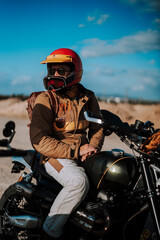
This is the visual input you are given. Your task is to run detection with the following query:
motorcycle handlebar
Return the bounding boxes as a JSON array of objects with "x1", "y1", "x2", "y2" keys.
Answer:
[
  {"x1": 102, "y1": 120, "x2": 133, "y2": 137},
  {"x1": 0, "y1": 148, "x2": 28, "y2": 157},
  {"x1": 0, "y1": 139, "x2": 9, "y2": 147},
  {"x1": 84, "y1": 110, "x2": 154, "y2": 144}
]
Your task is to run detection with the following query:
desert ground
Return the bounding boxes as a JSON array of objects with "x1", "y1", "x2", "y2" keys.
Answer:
[{"x1": 0, "y1": 98, "x2": 159, "y2": 197}]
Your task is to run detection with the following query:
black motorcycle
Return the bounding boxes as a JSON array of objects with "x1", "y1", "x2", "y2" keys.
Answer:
[{"x1": 0, "y1": 110, "x2": 160, "y2": 240}]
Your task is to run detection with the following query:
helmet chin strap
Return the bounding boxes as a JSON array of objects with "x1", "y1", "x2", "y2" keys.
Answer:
[
  {"x1": 58, "y1": 84, "x2": 75, "y2": 94},
  {"x1": 64, "y1": 72, "x2": 77, "y2": 85},
  {"x1": 48, "y1": 84, "x2": 65, "y2": 91}
]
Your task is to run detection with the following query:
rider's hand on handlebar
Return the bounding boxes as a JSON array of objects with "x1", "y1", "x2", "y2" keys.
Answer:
[
  {"x1": 141, "y1": 130, "x2": 160, "y2": 153},
  {"x1": 79, "y1": 144, "x2": 97, "y2": 162}
]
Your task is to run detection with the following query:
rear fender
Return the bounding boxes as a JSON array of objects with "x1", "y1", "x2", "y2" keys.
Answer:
[
  {"x1": 12, "y1": 157, "x2": 32, "y2": 172},
  {"x1": 12, "y1": 150, "x2": 36, "y2": 172}
]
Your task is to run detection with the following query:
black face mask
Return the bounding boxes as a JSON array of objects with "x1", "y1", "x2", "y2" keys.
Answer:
[{"x1": 43, "y1": 73, "x2": 77, "y2": 91}]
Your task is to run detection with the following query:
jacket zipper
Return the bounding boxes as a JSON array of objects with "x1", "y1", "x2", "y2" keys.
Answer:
[{"x1": 72, "y1": 100, "x2": 78, "y2": 134}]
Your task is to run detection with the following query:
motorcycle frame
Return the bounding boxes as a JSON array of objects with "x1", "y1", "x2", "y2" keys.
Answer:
[
  {"x1": 84, "y1": 111, "x2": 160, "y2": 238},
  {"x1": 139, "y1": 155, "x2": 160, "y2": 238}
]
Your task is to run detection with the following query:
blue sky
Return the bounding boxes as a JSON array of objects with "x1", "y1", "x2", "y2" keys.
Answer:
[{"x1": 0, "y1": 0, "x2": 160, "y2": 100}]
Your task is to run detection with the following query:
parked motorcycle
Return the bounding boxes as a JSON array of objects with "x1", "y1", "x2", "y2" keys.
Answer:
[{"x1": 0, "y1": 110, "x2": 159, "y2": 240}]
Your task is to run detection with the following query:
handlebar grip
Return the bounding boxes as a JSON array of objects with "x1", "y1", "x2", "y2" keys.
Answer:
[
  {"x1": 0, "y1": 139, "x2": 9, "y2": 147},
  {"x1": 0, "y1": 149, "x2": 28, "y2": 157}
]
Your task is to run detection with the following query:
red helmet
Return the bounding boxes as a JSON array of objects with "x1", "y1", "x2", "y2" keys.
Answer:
[{"x1": 41, "y1": 48, "x2": 83, "y2": 91}]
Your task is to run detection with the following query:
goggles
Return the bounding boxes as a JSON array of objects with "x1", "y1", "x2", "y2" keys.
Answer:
[{"x1": 50, "y1": 67, "x2": 70, "y2": 76}]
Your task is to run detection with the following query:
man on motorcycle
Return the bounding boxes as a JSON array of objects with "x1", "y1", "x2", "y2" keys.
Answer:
[{"x1": 30, "y1": 48, "x2": 104, "y2": 239}]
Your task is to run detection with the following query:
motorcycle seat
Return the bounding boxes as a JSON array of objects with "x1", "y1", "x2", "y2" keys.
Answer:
[
  {"x1": 23, "y1": 150, "x2": 62, "y2": 191},
  {"x1": 23, "y1": 150, "x2": 53, "y2": 180}
]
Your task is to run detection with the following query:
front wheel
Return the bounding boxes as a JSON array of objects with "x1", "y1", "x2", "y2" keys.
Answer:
[{"x1": 0, "y1": 184, "x2": 42, "y2": 240}]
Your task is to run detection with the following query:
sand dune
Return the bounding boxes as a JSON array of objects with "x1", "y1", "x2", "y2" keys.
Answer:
[
  {"x1": 0, "y1": 98, "x2": 28, "y2": 118},
  {"x1": 0, "y1": 98, "x2": 159, "y2": 128},
  {"x1": 99, "y1": 102, "x2": 160, "y2": 128}
]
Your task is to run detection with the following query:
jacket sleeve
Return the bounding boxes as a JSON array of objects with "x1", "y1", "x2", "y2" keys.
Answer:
[
  {"x1": 30, "y1": 92, "x2": 79, "y2": 160},
  {"x1": 88, "y1": 94, "x2": 104, "y2": 151}
]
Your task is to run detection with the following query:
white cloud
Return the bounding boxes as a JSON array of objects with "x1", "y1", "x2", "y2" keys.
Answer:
[
  {"x1": 11, "y1": 75, "x2": 31, "y2": 85},
  {"x1": 78, "y1": 24, "x2": 85, "y2": 28},
  {"x1": 155, "y1": 18, "x2": 160, "y2": 27},
  {"x1": 92, "y1": 67, "x2": 127, "y2": 77},
  {"x1": 87, "y1": 13, "x2": 109, "y2": 25},
  {"x1": 155, "y1": 18, "x2": 160, "y2": 23},
  {"x1": 121, "y1": 0, "x2": 160, "y2": 12},
  {"x1": 143, "y1": 77, "x2": 157, "y2": 86},
  {"x1": 83, "y1": 65, "x2": 160, "y2": 100},
  {"x1": 80, "y1": 30, "x2": 160, "y2": 58},
  {"x1": 80, "y1": 38, "x2": 106, "y2": 45},
  {"x1": 129, "y1": 69, "x2": 160, "y2": 94},
  {"x1": 97, "y1": 14, "x2": 110, "y2": 25},
  {"x1": 149, "y1": 59, "x2": 156, "y2": 65},
  {"x1": 132, "y1": 84, "x2": 145, "y2": 91},
  {"x1": 87, "y1": 16, "x2": 96, "y2": 22},
  {"x1": 79, "y1": 12, "x2": 109, "y2": 28}
]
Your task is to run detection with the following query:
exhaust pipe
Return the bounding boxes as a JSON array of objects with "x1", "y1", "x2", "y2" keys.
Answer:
[
  {"x1": 70, "y1": 209, "x2": 95, "y2": 232},
  {"x1": 6, "y1": 213, "x2": 41, "y2": 229}
]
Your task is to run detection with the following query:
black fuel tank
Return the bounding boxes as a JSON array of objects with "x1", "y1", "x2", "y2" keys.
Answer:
[{"x1": 82, "y1": 149, "x2": 137, "y2": 192}]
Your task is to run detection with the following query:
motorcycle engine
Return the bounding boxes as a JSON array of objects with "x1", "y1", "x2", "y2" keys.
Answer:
[{"x1": 70, "y1": 196, "x2": 111, "y2": 237}]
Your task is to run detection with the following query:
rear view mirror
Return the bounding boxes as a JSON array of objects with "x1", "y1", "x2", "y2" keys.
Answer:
[{"x1": 3, "y1": 121, "x2": 15, "y2": 138}]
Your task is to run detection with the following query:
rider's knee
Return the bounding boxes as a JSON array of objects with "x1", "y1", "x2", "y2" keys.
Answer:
[{"x1": 70, "y1": 173, "x2": 89, "y2": 196}]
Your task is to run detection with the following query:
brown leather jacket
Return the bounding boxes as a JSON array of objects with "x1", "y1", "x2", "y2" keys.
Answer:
[{"x1": 30, "y1": 84, "x2": 104, "y2": 168}]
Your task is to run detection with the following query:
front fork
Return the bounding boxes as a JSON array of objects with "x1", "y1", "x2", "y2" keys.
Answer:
[{"x1": 140, "y1": 156, "x2": 160, "y2": 238}]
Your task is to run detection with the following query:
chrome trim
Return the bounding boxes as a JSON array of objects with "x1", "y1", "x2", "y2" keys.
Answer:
[
  {"x1": 5, "y1": 213, "x2": 40, "y2": 229},
  {"x1": 84, "y1": 111, "x2": 103, "y2": 124}
]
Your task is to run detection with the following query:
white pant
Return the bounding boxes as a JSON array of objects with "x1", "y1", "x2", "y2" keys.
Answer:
[{"x1": 43, "y1": 158, "x2": 89, "y2": 238}]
